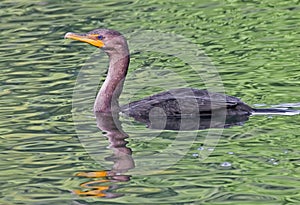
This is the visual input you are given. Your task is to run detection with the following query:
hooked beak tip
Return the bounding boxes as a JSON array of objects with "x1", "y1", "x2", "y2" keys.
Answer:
[{"x1": 64, "y1": 32, "x2": 74, "y2": 39}]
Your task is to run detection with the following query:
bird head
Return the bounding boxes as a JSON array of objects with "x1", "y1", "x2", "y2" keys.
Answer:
[{"x1": 64, "y1": 29, "x2": 128, "y2": 55}]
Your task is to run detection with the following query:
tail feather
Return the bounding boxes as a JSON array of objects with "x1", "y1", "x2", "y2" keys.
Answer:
[{"x1": 252, "y1": 108, "x2": 300, "y2": 116}]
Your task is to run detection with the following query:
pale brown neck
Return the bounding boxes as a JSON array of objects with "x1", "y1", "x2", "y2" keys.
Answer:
[{"x1": 94, "y1": 51, "x2": 130, "y2": 113}]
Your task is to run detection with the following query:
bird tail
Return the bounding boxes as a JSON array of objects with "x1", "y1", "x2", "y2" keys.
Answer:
[{"x1": 252, "y1": 108, "x2": 300, "y2": 116}]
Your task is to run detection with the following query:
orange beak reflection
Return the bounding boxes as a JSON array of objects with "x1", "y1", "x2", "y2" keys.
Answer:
[{"x1": 64, "y1": 32, "x2": 104, "y2": 48}]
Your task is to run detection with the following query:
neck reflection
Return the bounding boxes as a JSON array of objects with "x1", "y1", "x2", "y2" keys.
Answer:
[{"x1": 73, "y1": 112, "x2": 134, "y2": 198}]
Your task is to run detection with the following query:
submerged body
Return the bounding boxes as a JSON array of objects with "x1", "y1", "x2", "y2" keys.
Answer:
[
  {"x1": 121, "y1": 88, "x2": 253, "y2": 118},
  {"x1": 65, "y1": 28, "x2": 299, "y2": 119}
]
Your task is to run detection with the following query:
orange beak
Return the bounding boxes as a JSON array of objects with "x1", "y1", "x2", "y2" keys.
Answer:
[{"x1": 64, "y1": 32, "x2": 104, "y2": 48}]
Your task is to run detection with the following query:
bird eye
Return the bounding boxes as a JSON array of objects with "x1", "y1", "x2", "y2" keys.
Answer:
[{"x1": 98, "y1": 35, "x2": 104, "y2": 40}]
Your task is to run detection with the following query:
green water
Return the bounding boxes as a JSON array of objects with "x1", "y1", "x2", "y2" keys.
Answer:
[{"x1": 1, "y1": 0, "x2": 300, "y2": 204}]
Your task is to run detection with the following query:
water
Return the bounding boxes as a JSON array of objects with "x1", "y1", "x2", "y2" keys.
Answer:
[{"x1": 1, "y1": 0, "x2": 300, "y2": 204}]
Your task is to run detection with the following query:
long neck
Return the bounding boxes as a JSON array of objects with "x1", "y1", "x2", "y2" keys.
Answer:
[{"x1": 94, "y1": 51, "x2": 130, "y2": 113}]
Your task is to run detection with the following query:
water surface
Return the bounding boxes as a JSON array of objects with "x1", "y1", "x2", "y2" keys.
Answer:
[{"x1": 1, "y1": 0, "x2": 300, "y2": 204}]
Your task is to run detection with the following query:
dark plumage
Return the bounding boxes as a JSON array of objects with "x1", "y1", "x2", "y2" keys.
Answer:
[{"x1": 121, "y1": 88, "x2": 253, "y2": 118}]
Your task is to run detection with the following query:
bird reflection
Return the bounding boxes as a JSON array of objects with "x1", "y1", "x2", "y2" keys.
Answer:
[
  {"x1": 131, "y1": 111, "x2": 250, "y2": 130},
  {"x1": 73, "y1": 112, "x2": 133, "y2": 198},
  {"x1": 73, "y1": 112, "x2": 250, "y2": 198}
]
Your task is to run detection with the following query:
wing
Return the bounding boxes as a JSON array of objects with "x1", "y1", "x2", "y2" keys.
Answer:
[{"x1": 121, "y1": 88, "x2": 252, "y2": 117}]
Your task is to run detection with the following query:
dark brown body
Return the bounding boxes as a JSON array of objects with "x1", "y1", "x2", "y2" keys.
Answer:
[{"x1": 121, "y1": 88, "x2": 253, "y2": 118}]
